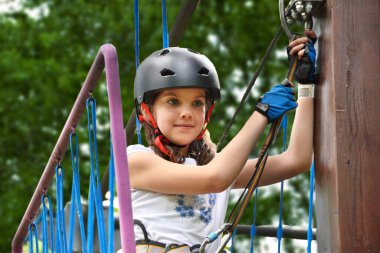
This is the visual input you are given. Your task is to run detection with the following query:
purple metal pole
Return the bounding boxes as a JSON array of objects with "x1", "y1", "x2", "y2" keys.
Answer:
[
  {"x1": 12, "y1": 44, "x2": 135, "y2": 253},
  {"x1": 100, "y1": 44, "x2": 136, "y2": 253}
]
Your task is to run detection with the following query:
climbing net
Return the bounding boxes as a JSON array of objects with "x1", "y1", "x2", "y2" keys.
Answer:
[{"x1": 12, "y1": 45, "x2": 135, "y2": 253}]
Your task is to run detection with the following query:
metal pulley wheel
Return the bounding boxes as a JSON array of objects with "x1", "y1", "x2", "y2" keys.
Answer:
[{"x1": 279, "y1": 0, "x2": 324, "y2": 39}]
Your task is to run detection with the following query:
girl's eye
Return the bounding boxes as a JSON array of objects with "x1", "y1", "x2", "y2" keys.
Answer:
[
  {"x1": 167, "y1": 98, "x2": 179, "y2": 105},
  {"x1": 193, "y1": 100, "x2": 205, "y2": 107}
]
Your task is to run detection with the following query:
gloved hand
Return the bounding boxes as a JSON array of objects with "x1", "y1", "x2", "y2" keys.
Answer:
[
  {"x1": 288, "y1": 30, "x2": 318, "y2": 84},
  {"x1": 255, "y1": 84, "x2": 297, "y2": 123}
]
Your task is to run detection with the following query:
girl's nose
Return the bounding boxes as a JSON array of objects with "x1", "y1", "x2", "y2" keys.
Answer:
[{"x1": 180, "y1": 106, "x2": 193, "y2": 119}]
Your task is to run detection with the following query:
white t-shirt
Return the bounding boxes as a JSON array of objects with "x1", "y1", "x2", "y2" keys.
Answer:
[{"x1": 127, "y1": 144, "x2": 231, "y2": 253}]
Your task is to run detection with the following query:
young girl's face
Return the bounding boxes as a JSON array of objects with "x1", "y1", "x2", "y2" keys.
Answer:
[{"x1": 151, "y1": 88, "x2": 207, "y2": 151}]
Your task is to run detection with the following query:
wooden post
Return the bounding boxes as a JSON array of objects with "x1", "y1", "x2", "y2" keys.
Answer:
[{"x1": 315, "y1": 0, "x2": 380, "y2": 252}]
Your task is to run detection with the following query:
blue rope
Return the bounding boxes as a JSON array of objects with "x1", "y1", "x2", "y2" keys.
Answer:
[
  {"x1": 87, "y1": 170, "x2": 95, "y2": 252},
  {"x1": 249, "y1": 189, "x2": 258, "y2": 253},
  {"x1": 28, "y1": 223, "x2": 39, "y2": 253},
  {"x1": 281, "y1": 115, "x2": 288, "y2": 162},
  {"x1": 161, "y1": 0, "x2": 169, "y2": 48},
  {"x1": 55, "y1": 217, "x2": 59, "y2": 253},
  {"x1": 86, "y1": 97, "x2": 107, "y2": 253},
  {"x1": 69, "y1": 132, "x2": 87, "y2": 253},
  {"x1": 55, "y1": 164, "x2": 68, "y2": 253},
  {"x1": 230, "y1": 229, "x2": 237, "y2": 253},
  {"x1": 307, "y1": 161, "x2": 315, "y2": 253},
  {"x1": 276, "y1": 115, "x2": 288, "y2": 253},
  {"x1": 135, "y1": 116, "x2": 142, "y2": 144},
  {"x1": 86, "y1": 98, "x2": 96, "y2": 252},
  {"x1": 277, "y1": 181, "x2": 284, "y2": 252},
  {"x1": 68, "y1": 179, "x2": 76, "y2": 253},
  {"x1": 108, "y1": 139, "x2": 116, "y2": 253},
  {"x1": 41, "y1": 195, "x2": 54, "y2": 253},
  {"x1": 134, "y1": 0, "x2": 142, "y2": 144}
]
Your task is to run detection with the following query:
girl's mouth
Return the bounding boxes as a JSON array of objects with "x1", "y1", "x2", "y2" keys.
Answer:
[{"x1": 174, "y1": 124, "x2": 194, "y2": 128}]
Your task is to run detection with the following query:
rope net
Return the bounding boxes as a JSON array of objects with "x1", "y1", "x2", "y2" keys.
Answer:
[{"x1": 14, "y1": 44, "x2": 135, "y2": 253}]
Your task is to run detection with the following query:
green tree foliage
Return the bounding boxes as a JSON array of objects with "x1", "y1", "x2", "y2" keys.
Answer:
[{"x1": 0, "y1": 1, "x2": 312, "y2": 251}]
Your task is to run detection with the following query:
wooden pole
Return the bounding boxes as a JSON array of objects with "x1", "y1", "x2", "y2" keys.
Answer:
[{"x1": 315, "y1": 0, "x2": 380, "y2": 252}]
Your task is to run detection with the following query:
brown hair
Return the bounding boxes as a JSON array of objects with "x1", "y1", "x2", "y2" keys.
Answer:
[{"x1": 140, "y1": 91, "x2": 217, "y2": 165}]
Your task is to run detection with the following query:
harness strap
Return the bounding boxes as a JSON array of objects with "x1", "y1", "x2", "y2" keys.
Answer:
[
  {"x1": 139, "y1": 102, "x2": 171, "y2": 156},
  {"x1": 136, "y1": 242, "x2": 200, "y2": 253},
  {"x1": 139, "y1": 102, "x2": 158, "y2": 129},
  {"x1": 134, "y1": 220, "x2": 201, "y2": 253},
  {"x1": 134, "y1": 220, "x2": 150, "y2": 242}
]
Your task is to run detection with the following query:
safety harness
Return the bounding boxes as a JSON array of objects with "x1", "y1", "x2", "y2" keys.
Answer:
[{"x1": 134, "y1": 220, "x2": 213, "y2": 253}]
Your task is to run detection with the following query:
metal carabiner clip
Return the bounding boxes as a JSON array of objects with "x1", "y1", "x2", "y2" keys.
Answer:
[
  {"x1": 199, "y1": 223, "x2": 232, "y2": 253},
  {"x1": 214, "y1": 230, "x2": 233, "y2": 253}
]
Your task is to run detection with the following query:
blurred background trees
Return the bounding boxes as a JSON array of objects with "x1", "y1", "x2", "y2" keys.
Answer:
[{"x1": 0, "y1": 1, "x2": 313, "y2": 252}]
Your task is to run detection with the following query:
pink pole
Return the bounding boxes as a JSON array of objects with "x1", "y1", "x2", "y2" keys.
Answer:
[
  {"x1": 12, "y1": 44, "x2": 135, "y2": 253},
  {"x1": 101, "y1": 44, "x2": 136, "y2": 253}
]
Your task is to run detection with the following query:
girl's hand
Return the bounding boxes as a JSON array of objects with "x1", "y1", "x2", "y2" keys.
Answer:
[
  {"x1": 288, "y1": 30, "x2": 318, "y2": 84},
  {"x1": 255, "y1": 84, "x2": 297, "y2": 123}
]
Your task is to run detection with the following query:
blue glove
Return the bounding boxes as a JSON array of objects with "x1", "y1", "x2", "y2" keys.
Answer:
[
  {"x1": 288, "y1": 37, "x2": 317, "y2": 84},
  {"x1": 255, "y1": 84, "x2": 297, "y2": 123}
]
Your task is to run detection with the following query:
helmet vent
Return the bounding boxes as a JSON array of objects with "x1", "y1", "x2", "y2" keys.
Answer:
[
  {"x1": 160, "y1": 68, "x2": 175, "y2": 76},
  {"x1": 160, "y1": 49, "x2": 171, "y2": 55},
  {"x1": 197, "y1": 67, "x2": 209, "y2": 76}
]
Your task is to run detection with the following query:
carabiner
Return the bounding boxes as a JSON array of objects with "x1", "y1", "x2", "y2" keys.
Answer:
[
  {"x1": 215, "y1": 231, "x2": 233, "y2": 253},
  {"x1": 199, "y1": 223, "x2": 232, "y2": 253}
]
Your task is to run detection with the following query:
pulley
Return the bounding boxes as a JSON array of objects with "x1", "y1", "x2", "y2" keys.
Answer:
[{"x1": 279, "y1": 0, "x2": 324, "y2": 39}]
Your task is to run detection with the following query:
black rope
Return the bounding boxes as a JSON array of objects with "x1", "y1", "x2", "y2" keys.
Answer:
[
  {"x1": 226, "y1": 119, "x2": 281, "y2": 228},
  {"x1": 216, "y1": 25, "x2": 283, "y2": 150}
]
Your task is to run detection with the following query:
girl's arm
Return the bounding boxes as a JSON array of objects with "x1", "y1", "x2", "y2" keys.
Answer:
[
  {"x1": 233, "y1": 96, "x2": 314, "y2": 188},
  {"x1": 128, "y1": 111, "x2": 268, "y2": 195},
  {"x1": 233, "y1": 31, "x2": 317, "y2": 188}
]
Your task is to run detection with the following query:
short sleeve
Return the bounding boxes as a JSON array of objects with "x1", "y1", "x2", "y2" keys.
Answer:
[{"x1": 127, "y1": 144, "x2": 152, "y2": 156}]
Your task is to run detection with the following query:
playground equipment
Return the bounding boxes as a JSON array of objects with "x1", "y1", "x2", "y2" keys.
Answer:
[
  {"x1": 13, "y1": 0, "x2": 380, "y2": 252},
  {"x1": 12, "y1": 1, "x2": 318, "y2": 252},
  {"x1": 11, "y1": 44, "x2": 136, "y2": 253}
]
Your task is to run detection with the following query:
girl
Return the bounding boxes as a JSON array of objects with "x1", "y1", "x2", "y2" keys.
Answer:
[{"x1": 127, "y1": 32, "x2": 316, "y2": 253}]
